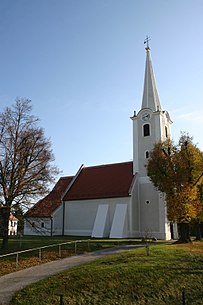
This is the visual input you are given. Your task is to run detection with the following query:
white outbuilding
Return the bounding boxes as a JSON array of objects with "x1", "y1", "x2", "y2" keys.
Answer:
[{"x1": 8, "y1": 214, "x2": 18, "y2": 236}]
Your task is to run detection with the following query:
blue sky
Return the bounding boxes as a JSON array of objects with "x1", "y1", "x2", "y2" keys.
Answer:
[{"x1": 0, "y1": 0, "x2": 203, "y2": 177}]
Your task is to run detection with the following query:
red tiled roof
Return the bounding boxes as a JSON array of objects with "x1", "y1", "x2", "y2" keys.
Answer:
[
  {"x1": 25, "y1": 176, "x2": 74, "y2": 217},
  {"x1": 9, "y1": 214, "x2": 18, "y2": 221},
  {"x1": 63, "y1": 161, "x2": 134, "y2": 201},
  {"x1": 0, "y1": 208, "x2": 18, "y2": 221}
]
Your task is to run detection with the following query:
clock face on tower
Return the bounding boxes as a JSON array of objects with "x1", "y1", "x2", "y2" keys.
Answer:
[{"x1": 142, "y1": 113, "x2": 150, "y2": 121}]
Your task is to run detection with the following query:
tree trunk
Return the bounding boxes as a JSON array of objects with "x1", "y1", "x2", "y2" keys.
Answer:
[
  {"x1": 194, "y1": 223, "x2": 202, "y2": 241},
  {"x1": 200, "y1": 224, "x2": 203, "y2": 236},
  {"x1": 177, "y1": 223, "x2": 191, "y2": 243},
  {"x1": 2, "y1": 235, "x2": 9, "y2": 250},
  {"x1": 0, "y1": 206, "x2": 10, "y2": 249}
]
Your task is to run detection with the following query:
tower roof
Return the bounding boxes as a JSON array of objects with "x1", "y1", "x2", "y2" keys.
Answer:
[{"x1": 141, "y1": 46, "x2": 161, "y2": 111}]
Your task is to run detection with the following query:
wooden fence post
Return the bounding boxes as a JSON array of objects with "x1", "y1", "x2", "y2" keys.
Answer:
[
  {"x1": 59, "y1": 294, "x2": 64, "y2": 305},
  {"x1": 58, "y1": 245, "x2": 61, "y2": 257},
  {"x1": 182, "y1": 289, "x2": 186, "y2": 305},
  {"x1": 16, "y1": 253, "x2": 19, "y2": 268}
]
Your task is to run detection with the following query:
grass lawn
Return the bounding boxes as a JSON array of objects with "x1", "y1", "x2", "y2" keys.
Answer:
[
  {"x1": 0, "y1": 236, "x2": 140, "y2": 255},
  {"x1": 11, "y1": 242, "x2": 203, "y2": 305},
  {"x1": 0, "y1": 236, "x2": 90, "y2": 275},
  {"x1": 0, "y1": 236, "x2": 141, "y2": 276},
  {"x1": 0, "y1": 236, "x2": 90, "y2": 255}
]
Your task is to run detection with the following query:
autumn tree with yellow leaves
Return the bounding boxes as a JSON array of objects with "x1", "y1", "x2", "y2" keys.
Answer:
[{"x1": 147, "y1": 133, "x2": 203, "y2": 243}]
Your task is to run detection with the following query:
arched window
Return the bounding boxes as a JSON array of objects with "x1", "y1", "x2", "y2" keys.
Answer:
[
  {"x1": 145, "y1": 151, "x2": 149, "y2": 159},
  {"x1": 165, "y1": 126, "x2": 168, "y2": 138},
  {"x1": 143, "y1": 124, "x2": 150, "y2": 137}
]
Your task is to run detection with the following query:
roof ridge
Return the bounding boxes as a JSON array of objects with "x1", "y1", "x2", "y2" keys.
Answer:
[
  {"x1": 83, "y1": 160, "x2": 133, "y2": 170},
  {"x1": 60, "y1": 175, "x2": 74, "y2": 179}
]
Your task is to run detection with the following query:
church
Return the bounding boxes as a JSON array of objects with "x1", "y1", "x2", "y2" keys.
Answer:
[{"x1": 24, "y1": 43, "x2": 173, "y2": 240}]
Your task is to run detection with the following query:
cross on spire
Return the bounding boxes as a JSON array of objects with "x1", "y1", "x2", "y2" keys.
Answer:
[{"x1": 144, "y1": 36, "x2": 151, "y2": 50}]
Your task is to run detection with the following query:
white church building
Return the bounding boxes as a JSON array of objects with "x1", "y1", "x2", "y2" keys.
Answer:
[{"x1": 24, "y1": 44, "x2": 173, "y2": 240}]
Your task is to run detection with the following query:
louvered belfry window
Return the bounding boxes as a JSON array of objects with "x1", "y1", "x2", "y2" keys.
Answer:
[{"x1": 143, "y1": 124, "x2": 150, "y2": 137}]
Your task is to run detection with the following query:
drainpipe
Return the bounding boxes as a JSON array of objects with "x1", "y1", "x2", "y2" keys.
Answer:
[
  {"x1": 50, "y1": 217, "x2": 53, "y2": 236},
  {"x1": 62, "y1": 201, "x2": 65, "y2": 236}
]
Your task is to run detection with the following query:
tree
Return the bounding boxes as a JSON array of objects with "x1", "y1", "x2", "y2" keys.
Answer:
[
  {"x1": 0, "y1": 99, "x2": 59, "y2": 249},
  {"x1": 147, "y1": 134, "x2": 203, "y2": 243},
  {"x1": 12, "y1": 205, "x2": 24, "y2": 234}
]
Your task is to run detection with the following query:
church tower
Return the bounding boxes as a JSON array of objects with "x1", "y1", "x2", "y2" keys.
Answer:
[{"x1": 131, "y1": 39, "x2": 172, "y2": 239}]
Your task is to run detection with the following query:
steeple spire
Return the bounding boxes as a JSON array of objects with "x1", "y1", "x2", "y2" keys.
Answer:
[{"x1": 141, "y1": 38, "x2": 161, "y2": 111}]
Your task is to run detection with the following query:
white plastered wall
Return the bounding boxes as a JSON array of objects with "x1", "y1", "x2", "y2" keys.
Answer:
[
  {"x1": 130, "y1": 176, "x2": 171, "y2": 240},
  {"x1": 52, "y1": 205, "x2": 63, "y2": 235},
  {"x1": 63, "y1": 197, "x2": 130, "y2": 237},
  {"x1": 24, "y1": 217, "x2": 52, "y2": 236}
]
